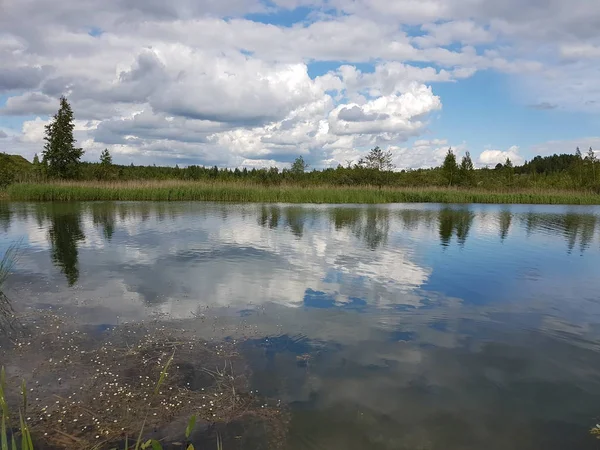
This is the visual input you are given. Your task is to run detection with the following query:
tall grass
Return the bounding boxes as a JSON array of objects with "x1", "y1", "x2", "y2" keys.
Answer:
[
  {"x1": 0, "y1": 243, "x2": 19, "y2": 289},
  {"x1": 0, "y1": 243, "x2": 20, "y2": 335},
  {"x1": 6, "y1": 181, "x2": 600, "y2": 205}
]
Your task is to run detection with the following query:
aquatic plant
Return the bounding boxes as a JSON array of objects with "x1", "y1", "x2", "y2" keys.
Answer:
[
  {"x1": 0, "y1": 243, "x2": 19, "y2": 335},
  {"x1": 0, "y1": 355, "x2": 203, "y2": 450},
  {"x1": 1, "y1": 316, "x2": 287, "y2": 449},
  {"x1": 7, "y1": 181, "x2": 600, "y2": 205},
  {"x1": 0, "y1": 243, "x2": 18, "y2": 288}
]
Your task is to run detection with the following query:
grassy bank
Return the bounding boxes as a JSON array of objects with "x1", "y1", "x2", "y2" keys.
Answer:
[{"x1": 4, "y1": 181, "x2": 600, "y2": 204}]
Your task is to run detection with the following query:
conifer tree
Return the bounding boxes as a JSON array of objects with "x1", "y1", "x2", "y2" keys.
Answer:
[
  {"x1": 42, "y1": 97, "x2": 83, "y2": 179},
  {"x1": 459, "y1": 151, "x2": 475, "y2": 186},
  {"x1": 442, "y1": 148, "x2": 458, "y2": 186}
]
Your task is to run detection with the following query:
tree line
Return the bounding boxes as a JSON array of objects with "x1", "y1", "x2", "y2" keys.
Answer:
[{"x1": 2, "y1": 97, "x2": 600, "y2": 192}]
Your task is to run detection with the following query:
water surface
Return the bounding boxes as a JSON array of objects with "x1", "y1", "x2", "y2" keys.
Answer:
[{"x1": 2, "y1": 202, "x2": 600, "y2": 449}]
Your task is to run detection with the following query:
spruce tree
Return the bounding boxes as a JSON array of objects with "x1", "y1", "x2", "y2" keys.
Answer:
[
  {"x1": 42, "y1": 97, "x2": 83, "y2": 179},
  {"x1": 459, "y1": 151, "x2": 475, "y2": 186},
  {"x1": 442, "y1": 148, "x2": 458, "y2": 186},
  {"x1": 96, "y1": 148, "x2": 113, "y2": 180},
  {"x1": 32, "y1": 153, "x2": 44, "y2": 180}
]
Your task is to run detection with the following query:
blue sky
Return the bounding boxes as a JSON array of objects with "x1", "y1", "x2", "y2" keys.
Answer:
[{"x1": 1, "y1": 0, "x2": 599, "y2": 168}]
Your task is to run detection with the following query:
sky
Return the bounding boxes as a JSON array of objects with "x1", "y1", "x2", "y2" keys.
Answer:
[{"x1": 1, "y1": 0, "x2": 600, "y2": 170}]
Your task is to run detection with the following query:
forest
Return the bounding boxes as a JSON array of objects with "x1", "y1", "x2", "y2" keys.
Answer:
[{"x1": 2, "y1": 148, "x2": 599, "y2": 193}]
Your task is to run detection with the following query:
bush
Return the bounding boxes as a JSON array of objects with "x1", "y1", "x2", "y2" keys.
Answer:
[{"x1": 0, "y1": 165, "x2": 15, "y2": 189}]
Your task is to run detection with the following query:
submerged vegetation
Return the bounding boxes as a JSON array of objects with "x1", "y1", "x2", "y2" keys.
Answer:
[
  {"x1": 0, "y1": 238, "x2": 286, "y2": 449},
  {"x1": 0, "y1": 315, "x2": 288, "y2": 449},
  {"x1": 5, "y1": 181, "x2": 600, "y2": 204}
]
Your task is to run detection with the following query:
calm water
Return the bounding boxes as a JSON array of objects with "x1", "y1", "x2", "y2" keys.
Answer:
[{"x1": 2, "y1": 202, "x2": 600, "y2": 449}]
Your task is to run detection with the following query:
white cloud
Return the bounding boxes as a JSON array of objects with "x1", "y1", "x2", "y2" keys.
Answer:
[
  {"x1": 149, "y1": 56, "x2": 323, "y2": 125},
  {"x1": 1, "y1": 92, "x2": 57, "y2": 116},
  {"x1": 478, "y1": 145, "x2": 524, "y2": 166},
  {"x1": 559, "y1": 44, "x2": 600, "y2": 61},
  {"x1": 329, "y1": 85, "x2": 442, "y2": 137},
  {"x1": 530, "y1": 137, "x2": 600, "y2": 157},
  {"x1": 0, "y1": 0, "x2": 599, "y2": 168},
  {"x1": 390, "y1": 139, "x2": 467, "y2": 170},
  {"x1": 414, "y1": 21, "x2": 494, "y2": 48}
]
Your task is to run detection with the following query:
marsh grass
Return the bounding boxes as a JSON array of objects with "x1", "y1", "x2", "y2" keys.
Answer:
[
  {"x1": 0, "y1": 243, "x2": 18, "y2": 288},
  {"x1": 7, "y1": 181, "x2": 600, "y2": 205},
  {"x1": 0, "y1": 367, "x2": 34, "y2": 450},
  {"x1": 0, "y1": 243, "x2": 20, "y2": 335}
]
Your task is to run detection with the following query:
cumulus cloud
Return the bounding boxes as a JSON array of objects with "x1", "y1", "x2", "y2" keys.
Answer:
[
  {"x1": 559, "y1": 44, "x2": 600, "y2": 61},
  {"x1": 414, "y1": 21, "x2": 494, "y2": 48},
  {"x1": 329, "y1": 85, "x2": 442, "y2": 137},
  {"x1": 0, "y1": 93, "x2": 57, "y2": 116},
  {"x1": 0, "y1": 130, "x2": 7, "y2": 138},
  {"x1": 0, "y1": 66, "x2": 50, "y2": 92},
  {"x1": 150, "y1": 58, "x2": 323, "y2": 125},
  {"x1": 478, "y1": 146, "x2": 524, "y2": 166},
  {"x1": 1, "y1": 0, "x2": 599, "y2": 167}
]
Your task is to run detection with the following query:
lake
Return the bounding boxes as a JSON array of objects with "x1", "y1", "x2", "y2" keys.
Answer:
[{"x1": 2, "y1": 202, "x2": 600, "y2": 449}]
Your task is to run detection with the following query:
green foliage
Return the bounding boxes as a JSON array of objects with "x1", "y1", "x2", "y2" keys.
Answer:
[
  {"x1": 442, "y1": 148, "x2": 458, "y2": 186},
  {"x1": 586, "y1": 147, "x2": 597, "y2": 184},
  {"x1": 290, "y1": 156, "x2": 308, "y2": 175},
  {"x1": 504, "y1": 158, "x2": 514, "y2": 184},
  {"x1": 0, "y1": 366, "x2": 34, "y2": 450},
  {"x1": 3, "y1": 144, "x2": 600, "y2": 196},
  {"x1": 41, "y1": 96, "x2": 84, "y2": 179},
  {"x1": 7, "y1": 182, "x2": 600, "y2": 204},
  {"x1": 0, "y1": 166, "x2": 14, "y2": 190},
  {"x1": 357, "y1": 147, "x2": 394, "y2": 171},
  {"x1": 100, "y1": 148, "x2": 113, "y2": 166},
  {"x1": 0, "y1": 243, "x2": 18, "y2": 289},
  {"x1": 459, "y1": 151, "x2": 474, "y2": 186},
  {"x1": 185, "y1": 415, "x2": 196, "y2": 439},
  {"x1": 31, "y1": 154, "x2": 43, "y2": 180},
  {"x1": 0, "y1": 154, "x2": 32, "y2": 188},
  {"x1": 96, "y1": 149, "x2": 116, "y2": 180}
]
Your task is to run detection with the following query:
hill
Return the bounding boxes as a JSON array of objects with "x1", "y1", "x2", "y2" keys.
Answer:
[
  {"x1": 0, "y1": 153, "x2": 32, "y2": 188},
  {"x1": 0, "y1": 153, "x2": 31, "y2": 170}
]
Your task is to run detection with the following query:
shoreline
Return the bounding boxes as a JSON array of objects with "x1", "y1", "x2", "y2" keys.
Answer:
[{"x1": 3, "y1": 182, "x2": 600, "y2": 205}]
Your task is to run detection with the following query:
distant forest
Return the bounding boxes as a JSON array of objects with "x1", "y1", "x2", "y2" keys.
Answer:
[{"x1": 2, "y1": 147, "x2": 600, "y2": 192}]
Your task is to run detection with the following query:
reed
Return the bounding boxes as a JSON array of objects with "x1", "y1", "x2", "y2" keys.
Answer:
[{"x1": 6, "y1": 181, "x2": 600, "y2": 205}]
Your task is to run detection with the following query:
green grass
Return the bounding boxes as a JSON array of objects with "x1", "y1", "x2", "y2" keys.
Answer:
[{"x1": 5, "y1": 181, "x2": 600, "y2": 205}]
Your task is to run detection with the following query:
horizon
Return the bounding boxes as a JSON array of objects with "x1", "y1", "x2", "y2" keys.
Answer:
[{"x1": 1, "y1": 0, "x2": 600, "y2": 171}]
